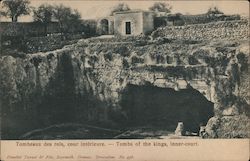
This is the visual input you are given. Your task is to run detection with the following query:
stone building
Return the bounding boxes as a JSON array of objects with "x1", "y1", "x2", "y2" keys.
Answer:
[{"x1": 97, "y1": 10, "x2": 154, "y2": 36}]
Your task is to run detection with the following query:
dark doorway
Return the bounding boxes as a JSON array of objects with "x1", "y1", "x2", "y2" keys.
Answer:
[
  {"x1": 100, "y1": 19, "x2": 109, "y2": 35},
  {"x1": 125, "y1": 22, "x2": 131, "y2": 35}
]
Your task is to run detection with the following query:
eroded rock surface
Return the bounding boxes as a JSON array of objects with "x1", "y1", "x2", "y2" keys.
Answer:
[{"x1": 1, "y1": 21, "x2": 249, "y2": 139}]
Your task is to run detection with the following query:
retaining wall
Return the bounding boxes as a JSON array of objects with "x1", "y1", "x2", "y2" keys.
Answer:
[{"x1": 152, "y1": 20, "x2": 249, "y2": 40}]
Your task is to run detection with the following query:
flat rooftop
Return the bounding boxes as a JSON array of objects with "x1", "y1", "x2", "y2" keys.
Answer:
[{"x1": 114, "y1": 9, "x2": 154, "y2": 15}]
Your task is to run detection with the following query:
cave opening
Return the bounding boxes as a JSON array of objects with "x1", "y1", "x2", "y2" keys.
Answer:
[{"x1": 119, "y1": 84, "x2": 214, "y2": 133}]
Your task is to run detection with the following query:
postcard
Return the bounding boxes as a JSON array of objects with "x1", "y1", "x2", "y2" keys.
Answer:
[{"x1": 0, "y1": 0, "x2": 249, "y2": 160}]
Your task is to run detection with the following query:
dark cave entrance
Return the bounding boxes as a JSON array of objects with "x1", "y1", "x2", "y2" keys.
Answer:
[{"x1": 119, "y1": 84, "x2": 214, "y2": 133}]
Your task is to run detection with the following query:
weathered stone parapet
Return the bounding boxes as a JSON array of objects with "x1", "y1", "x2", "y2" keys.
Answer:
[{"x1": 152, "y1": 20, "x2": 249, "y2": 41}]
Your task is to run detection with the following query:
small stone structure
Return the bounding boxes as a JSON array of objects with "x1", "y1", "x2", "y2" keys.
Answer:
[
  {"x1": 98, "y1": 10, "x2": 154, "y2": 36},
  {"x1": 175, "y1": 122, "x2": 185, "y2": 136}
]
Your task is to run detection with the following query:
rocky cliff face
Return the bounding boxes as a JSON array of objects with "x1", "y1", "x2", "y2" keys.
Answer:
[{"x1": 1, "y1": 22, "x2": 249, "y2": 139}]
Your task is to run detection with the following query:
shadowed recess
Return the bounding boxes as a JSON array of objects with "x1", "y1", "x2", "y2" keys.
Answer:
[{"x1": 119, "y1": 84, "x2": 214, "y2": 133}]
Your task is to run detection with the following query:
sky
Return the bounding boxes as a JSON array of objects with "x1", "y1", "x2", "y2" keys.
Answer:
[{"x1": 1, "y1": 0, "x2": 249, "y2": 22}]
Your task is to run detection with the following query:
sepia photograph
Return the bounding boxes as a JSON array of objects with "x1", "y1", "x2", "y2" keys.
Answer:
[{"x1": 0, "y1": 0, "x2": 249, "y2": 141}]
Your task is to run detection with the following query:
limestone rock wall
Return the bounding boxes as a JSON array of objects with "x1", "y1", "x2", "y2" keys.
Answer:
[{"x1": 1, "y1": 21, "x2": 249, "y2": 138}]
